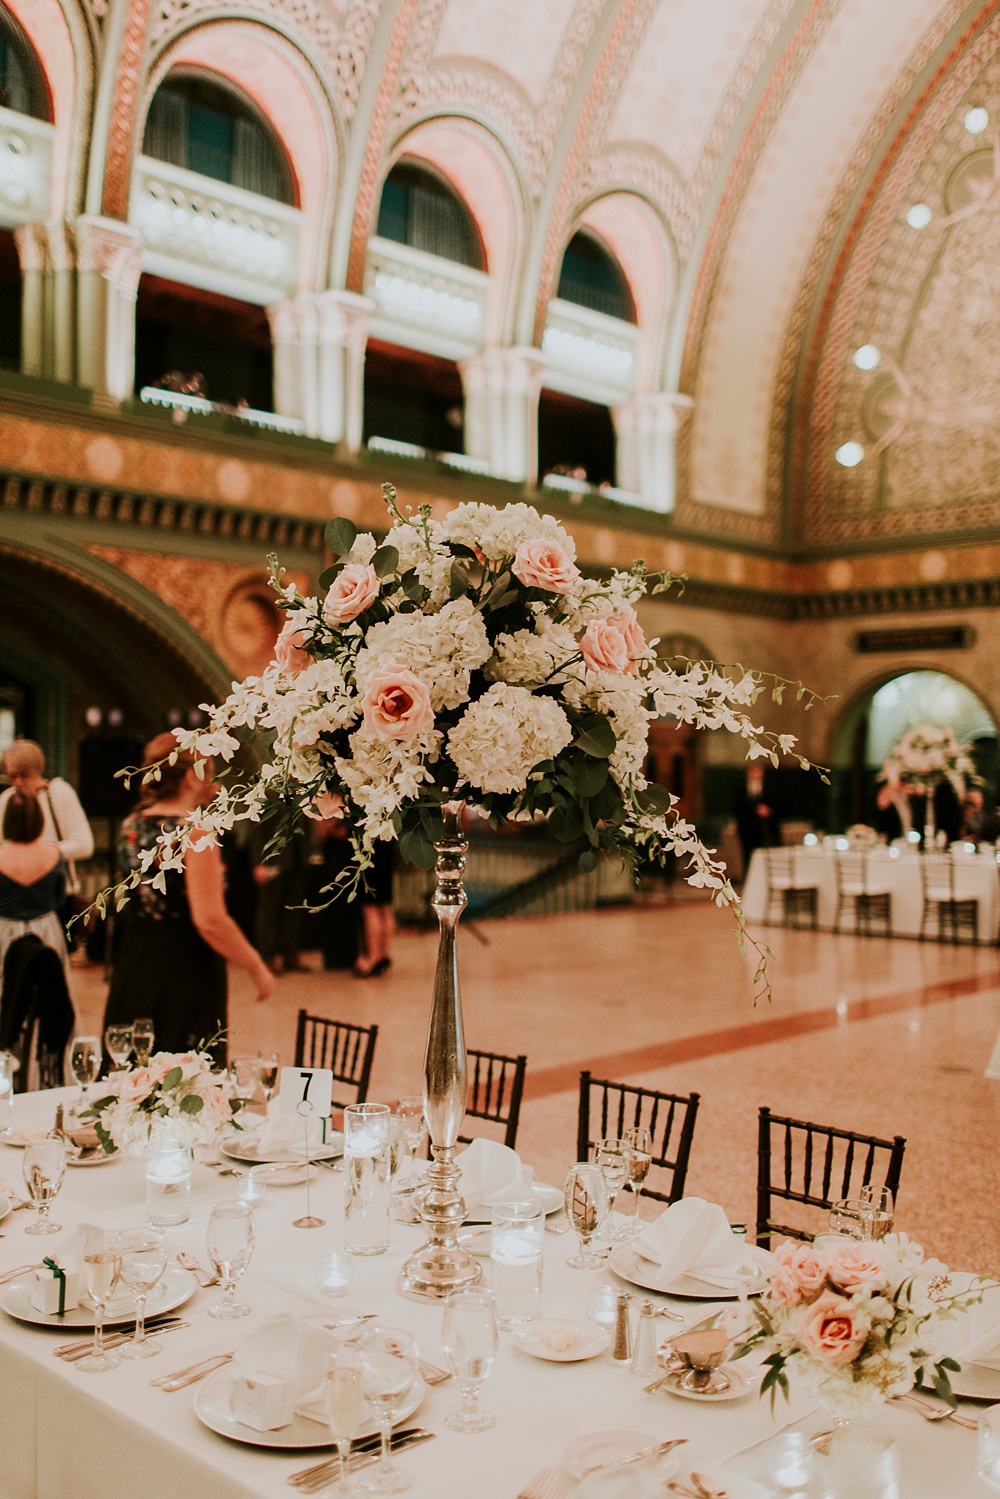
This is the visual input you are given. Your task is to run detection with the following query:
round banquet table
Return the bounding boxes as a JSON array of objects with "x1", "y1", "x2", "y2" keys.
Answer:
[{"x1": 0, "y1": 1088, "x2": 993, "y2": 1498}]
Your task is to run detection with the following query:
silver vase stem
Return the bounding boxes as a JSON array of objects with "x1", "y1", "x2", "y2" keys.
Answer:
[{"x1": 397, "y1": 800, "x2": 483, "y2": 1301}]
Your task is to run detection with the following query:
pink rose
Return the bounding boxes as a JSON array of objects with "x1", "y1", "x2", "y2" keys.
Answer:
[
  {"x1": 272, "y1": 617, "x2": 310, "y2": 674},
  {"x1": 304, "y1": 791, "x2": 343, "y2": 822},
  {"x1": 579, "y1": 609, "x2": 648, "y2": 675},
  {"x1": 323, "y1": 563, "x2": 381, "y2": 624},
  {"x1": 512, "y1": 538, "x2": 581, "y2": 595},
  {"x1": 796, "y1": 1291, "x2": 870, "y2": 1368},
  {"x1": 772, "y1": 1241, "x2": 829, "y2": 1303},
  {"x1": 362, "y1": 667, "x2": 435, "y2": 743},
  {"x1": 824, "y1": 1241, "x2": 889, "y2": 1296},
  {"x1": 119, "y1": 1067, "x2": 158, "y2": 1104},
  {"x1": 617, "y1": 608, "x2": 647, "y2": 670},
  {"x1": 769, "y1": 1261, "x2": 803, "y2": 1308}
]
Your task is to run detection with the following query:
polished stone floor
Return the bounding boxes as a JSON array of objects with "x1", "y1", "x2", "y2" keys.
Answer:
[{"x1": 71, "y1": 899, "x2": 1000, "y2": 1274}]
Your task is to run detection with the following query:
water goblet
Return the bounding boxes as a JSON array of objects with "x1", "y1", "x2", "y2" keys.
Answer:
[
  {"x1": 229, "y1": 1056, "x2": 263, "y2": 1120},
  {"x1": 23, "y1": 1136, "x2": 65, "y2": 1235},
  {"x1": 828, "y1": 1427, "x2": 900, "y2": 1499},
  {"x1": 131, "y1": 1018, "x2": 154, "y2": 1067},
  {"x1": 104, "y1": 1024, "x2": 133, "y2": 1071},
  {"x1": 0, "y1": 1050, "x2": 16, "y2": 1135},
  {"x1": 441, "y1": 1287, "x2": 499, "y2": 1433},
  {"x1": 387, "y1": 1116, "x2": 406, "y2": 1189},
  {"x1": 324, "y1": 1342, "x2": 366, "y2": 1497},
  {"x1": 593, "y1": 1138, "x2": 631, "y2": 1239},
  {"x1": 257, "y1": 1051, "x2": 279, "y2": 1107},
  {"x1": 829, "y1": 1198, "x2": 866, "y2": 1239},
  {"x1": 859, "y1": 1184, "x2": 894, "y2": 1240},
  {"x1": 77, "y1": 1227, "x2": 123, "y2": 1373},
  {"x1": 396, "y1": 1095, "x2": 426, "y2": 1188},
  {"x1": 118, "y1": 1227, "x2": 168, "y2": 1358},
  {"x1": 622, "y1": 1126, "x2": 652, "y2": 1233},
  {"x1": 206, "y1": 1200, "x2": 255, "y2": 1319},
  {"x1": 564, "y1": 1162, "x2": 607, "y2": 1269},
  {"x1": 360, "y1": 1325, "x2": 419, "y2": 1491},
  {"x1": 70, "y1": 1035, "x2": 100, "y2": 1106}
]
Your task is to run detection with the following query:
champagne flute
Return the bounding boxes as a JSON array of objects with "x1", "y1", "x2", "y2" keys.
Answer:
[
  {"x1": 0, "y1": 1050, "x2": 15, "y2": 1135},
  {"x1": 70, "y1": 1035, "x2": 100, "y2": 1107},
  {"x1": 360, "y1": 1325, "x2": 419, "y2": 1492},
  {"x1": 395, "y1": 1096, "x2": 426, "y2": 1189},
  {"x1": 622, "y1": 1126, "x2": 652, "y2": 1233},
  {"x1": 23, "y1": 1137, "x2": 65, "y2": 1235},
  {"x1": 441, "y1": 1287, "x2": 499, "y2": 1433},
  {"x1": 257, "y1": 1051, "x2": 279, "y2": 1107},
  {"x1": 388, "y1": 1116, "x2": 406, "y2": 1191},
  {"x1": 324, "y1": 1343, "x2": 366, "y2": 1497},
  {"x1": 118, "y1": 1227, "x2": 168, "y2": 1358},
  {"x1": 104, "y1": 1024, "x2": 133, "y2": 1071},
  {"x1": 564, "y1": 1162, "x2": 607, "y2": 1269},
  {"x1": 593, "y1": 1138, "x2": 631, "y2": 1241},
  {"x1": 78, "y1": 1228, "x2": 123, "y2": 1373},
  {"x1": 229, "y1": 1057, "x2": 263, "y2": 1136},
  {"x1": 132, "y1": 1018, "x2": 154, "y2": 1067},
  {"x1": 206, "y1": 1200, "x2": 255, "y2": 1319}
]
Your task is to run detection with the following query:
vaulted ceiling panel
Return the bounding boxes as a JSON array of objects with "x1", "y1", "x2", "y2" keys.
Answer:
[{"x1": 432, "y1": 0, "x2": 579, "y2": 108}]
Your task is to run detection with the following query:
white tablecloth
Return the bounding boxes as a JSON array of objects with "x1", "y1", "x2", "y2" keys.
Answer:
[
  {"x1": 742, "y1": 846, "x2": 1000, "y2": 942},
  {"x1": 0, "y1": 1089, "x2": 992, "y2": 1498}
]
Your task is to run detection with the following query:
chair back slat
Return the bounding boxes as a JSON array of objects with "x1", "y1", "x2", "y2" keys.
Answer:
[
  {"x1": 458, "y1": 1049, "x2": 527, "y2": 1150},
  {"x1": 756, "y1": 1105, "x2": 906, "y2": 1247},
  {"x1": 578, "y1": 1072, "x2": 700, "y2": 1205},
  {"x1": 293, "y1": 1010, "x2": 378, "y2": 1112}
]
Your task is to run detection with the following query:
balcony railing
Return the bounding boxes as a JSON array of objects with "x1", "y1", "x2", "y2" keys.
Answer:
[
  {"x1": 131, "y1": 156, "x2": 301, "y2": 302},
  {"x1": 365, "y1": 236, "x2": 488, "y2": 357},
  {"x1": 0, "y1": 106, "x2": 53, "y2": 228},
  {"x1": 139, "y1": 386, "x2": 304, "y2": 435},
  {"x1": 541, "y1": 297, "x2": 637, "y2": 401}
]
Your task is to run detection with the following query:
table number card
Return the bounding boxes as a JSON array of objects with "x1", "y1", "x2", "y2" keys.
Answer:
[{"x1": 277, "y1": 1067, "x2": 333, "y2": 1119}]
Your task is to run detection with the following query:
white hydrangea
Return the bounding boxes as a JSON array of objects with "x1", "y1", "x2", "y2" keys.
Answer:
[
  {"x1": 448, "y1": 683, "x2": 573, "y2": 795},
  {"x1": 443, "y1": 501, "x2": 576, "y2": 562},
  {"x1": 347, "y1": 532, "x2": 378, "y2": 565},
  {"x1": 335, "y1": 728, "x2": 442, "y2": 844},
  {"x1": 485, "y1": 621, "x2": 580, "y2": 688},
  {"x1": 354, "y1": 597, "x2": 491, "y2": 711},
  {"x1": 386, "y1": 518, "x2": 452, "y2": 610},
  {"x1": 566, "y1": 568, "x2": 644, "y2": 628}
]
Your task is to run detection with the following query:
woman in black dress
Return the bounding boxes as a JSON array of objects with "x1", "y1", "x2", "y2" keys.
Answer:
[
  {"x1": 103, "y1": 734, "x2": 273, "y2": 1061},
  {"x1": 354, "y1": 840, "x2": 395, "y2": 977}
]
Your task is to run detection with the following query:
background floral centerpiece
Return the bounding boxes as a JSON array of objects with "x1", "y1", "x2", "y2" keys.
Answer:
[
  {"x1": 880, "y1": 725, "x2": 977, "y2": 799},
  {"x1": 737, "y1": 1234, "x2": 979, "y2": 1419},
  {"x1": 86, "y1": 1048, "x2": 233, "y2": 1155}
]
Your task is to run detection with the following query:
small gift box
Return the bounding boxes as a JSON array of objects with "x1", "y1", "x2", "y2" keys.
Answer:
[
  {"x1": 31, "y1": 1258, "x2": 80, "y2": 1316},
  {"x1": 230, "y1": 1370, "x2": 296, "y2": 1432}
]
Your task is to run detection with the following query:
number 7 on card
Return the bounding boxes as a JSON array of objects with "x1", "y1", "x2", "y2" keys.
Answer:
[{"x1": 278, "y1": 1066, "x2": 333, "y2": 1118}]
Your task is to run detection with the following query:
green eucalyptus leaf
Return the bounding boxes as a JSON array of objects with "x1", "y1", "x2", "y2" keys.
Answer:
[
  {"x1": 637, "y1": 783, "x2": 673, "y2": 815},
  {"x1": 162, "y1": 1066, "x2": 183, "y2": 1090},
  {"x1": 575, "y1": 714, "x2": 617, "y2": 758},
  {"x1": 318, "y1": 563, "x2": 344, "y2": 590},
  {"x1": 325, "y1": 516, "x2": 358, "y2": 557},
  {"x1": 450, "y1": 561, "x2": 471, "y2": 598},
  {"x1": 371, "y1": 544, "x2": 399, "y2": 578},
  {"x1": 400, "y1": 827, "x2": 436, "y2": 870},
  {"x1": 591, "y1": 779, "x2": 624, "y2": 822},
  {"x1": 575, "y1": 758, "x2": 609, "y2": 798},
  {"x1": 178, "y1": 1093, "x2": 204, "y2": 1115}
]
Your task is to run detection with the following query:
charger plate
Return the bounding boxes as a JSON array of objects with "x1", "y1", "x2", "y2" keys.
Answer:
[
  {"x1": 608, "y1": 1244, "x2": 746, "y2": 1302},
  {"x1": 194, "y1": 1367, "x2": 424, "y2": 1449},
  {"x1": 1, "y1": 1263, "x2": 195, "y2": 1328},
  {"x1": 221, "y1": 1132, "x2": 343, "y2": 1166}
]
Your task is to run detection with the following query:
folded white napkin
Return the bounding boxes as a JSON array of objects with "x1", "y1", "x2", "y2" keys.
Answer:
[
  {"x1": 55, "y1": 1225, "x2": 161, "y2": 1318},
  {"x1": 634, "y1": 1197, "x2": 770, "y2": 1291},
  {"x1": 456, "y1": 1138, "x2": 534, "y2": 1209},
  {"x1": 252, "y1": 1104, "x2": 330, "y2": 1158},
  {"x1": 230, "y1": 1315, "x2": 335, "y2": 1412},
  {"x1": 938, "y1": 1284, "x2": 1000, "y2": 1370}
]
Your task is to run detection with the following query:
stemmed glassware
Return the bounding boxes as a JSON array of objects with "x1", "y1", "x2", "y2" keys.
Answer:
[
  {"x1": 441, "y1": 1288, "x2": 499, "y2": 1434},
  {"x1": 70, "y1": 1036, "x2": 100, "y2": 1107},
  {"x1": 78, "y1": 1227, "x2": 123, "y2": 1374},
  {"x1": 104, "y1": 1024, "x2": 133, "y2": 1070},
  {"x1": 229, "y1": 1057, "x2": 263, "y2": 1136},
  {"x1": 564, "y1": 1162, "x2": 607, "y2": 1269},
  {"x1": 395, "y1": 1096, "x2": 426, "y2": 1190},
  {"x1": 132, "y1": 1018, "x2": 154, "y2": 1067},
  {"x1": 360, "y1": 1325, "x2": 419, "y2": 1491},
  {"x1": 206, "y1": 1201, "x2": 255, "y2": 1319},
  {"x1": 257, "y1": 1051, "x2": 280, "y2": 1108},
  {"x1": 388, "y1": 1117, "x2": 406, "y2": 1191},
  {"x1": 621, "y1": 1126, "x2": 652, "y2": 1232},
  {"x1": 324, "y1": 1342, "x2": 366, "y2": 1497},
  {"x1": 859, "y1": 1184, "x2": 894, "y2": 1240},
  {"x1": 23, "y1": 1136, "x2": 65, "y2": 1235},
  {"x1": 593, "y1": 1138, "x2": 631, "y2": 1242},
  {"x1": 118, "y1": 1227, "x2": 168, "y2": 1358},
  {"x1": 0, "y1": 1050, "x2": 16, "y2": 1135}
]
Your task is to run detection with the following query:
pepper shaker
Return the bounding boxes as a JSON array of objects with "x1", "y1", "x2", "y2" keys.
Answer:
[
  {"x1": 611, "y1": 1290, "x2": 632, "y2": 1362},
  {"x1": 630, "y1": 1299, "x2": 659, "y2": 1377}
]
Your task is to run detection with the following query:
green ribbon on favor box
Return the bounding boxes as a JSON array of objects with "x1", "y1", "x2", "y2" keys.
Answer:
[{"x1": 42, "y1": 1256, "x2": 66, "y2": 1316}]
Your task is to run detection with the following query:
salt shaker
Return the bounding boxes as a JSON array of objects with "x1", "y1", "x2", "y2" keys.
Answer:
[
  {"x1": 630, "y1": 1299, "x2": 659, "y2": 1377},
  {"x1": 611, "y1": 1290, "x2": 632, "y2": 1362}
]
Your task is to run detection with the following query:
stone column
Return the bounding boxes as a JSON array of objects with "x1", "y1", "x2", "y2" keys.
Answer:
[
  {"x1": 460, "y1": 347, "x2": 547, "y2": 484},
  {"x1": 613, "y1": 391, "x2": 694, "y2": 512},
  {"x1": 266, "y1": 290, "x2": 373, "y2": 446},
  {"x1": 74, "y1": 215, "x2": 142, "y2": 401},
  {"x1": 267, "y1": 297, "x2": 300, "y2": 421},
  {"x1": 46, "y1": 220, "x2": 77, "y2": 384},
  {"x1": 13, "y1": 224, "x2": 47, "y2": 378}
]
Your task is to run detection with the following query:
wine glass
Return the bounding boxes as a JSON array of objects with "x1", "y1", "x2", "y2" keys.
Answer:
[
  {"x1": 206, "y1": 1200, "x2": 255, "y2": 1319},
  {"x1": 387, "y1": 1116, "x2": 406, "y2": 1191},
  {"x1": 229, "y1": 1057, "x2": 263, "y2": 1136},
  {"x1": 564, "y1": 1162, "x2": 607, "y2": 1269},
  {"x1": 77, "y1": 1227, "x2": 123, "y2": 1373},
  {"x1": 257, "y1": 1051, "x2": 280, "y2": 1107},
  {"x1": 70, "y1": 1036, "x2": 100, "y2": 1106},
  {"x1": 441, "y1": 1287, "x2": 499, "y2": 1434},
  {"x1": 0, "y1": 1050, "x2": 15, "y2": 1135},
  {"x1": 859, "y1": 1184, "x2": 894, "y2": 1240},
  {"x1": 132, "y1": 1018, "x2": 154, "y2": 1067},
  {"x1": 622, "y1": 1125, "x2": 652, "y2": 1233},
  {"x1": 360, "y1": 1325, "x2": 419, "y2": 1492},
  {"x1": 395, "y1": 1096, "x2": 426, "y2": 1189},
  {"x1": 23, "y1": 1137, "x2": 65, "y2": 1235},
  {"x1": 324, "y1": 1342, "x2": 366, "y2": 1497},
  {"x1": 118, "y1": 1227, "x2": 168, "y2": 1358},
  {"x1": 104, "y1": 1024, "x2": 133, "y2": 1071},
  {"x1": 829, "y1": 1198, "x2": 867, "y2": 1239},
  {"x1": 593, "y1": 1137, "x2": 631, "y2": 1239}
]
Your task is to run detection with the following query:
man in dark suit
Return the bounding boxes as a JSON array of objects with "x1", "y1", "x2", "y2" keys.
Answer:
[{"x1": 734, "y1": 762, "x2": 782, "y2": 873}]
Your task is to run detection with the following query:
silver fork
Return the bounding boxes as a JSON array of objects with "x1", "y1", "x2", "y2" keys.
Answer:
[
  {"x1": 416, "y1": 1356, "x2": 451, "y2": 1385},
  {"x1": 890, "y1": 1392, "x2": 979, "y2": 1430},
  {"x1": 515, "y1": 1465, "x2": 574, "y2": 1499}
]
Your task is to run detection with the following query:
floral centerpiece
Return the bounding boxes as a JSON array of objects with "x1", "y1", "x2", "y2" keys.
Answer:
[
  {"x1": 103, "y1": 484, "x2": 819, "y2": 994},
  {"x1": 85, "y1": 1048, "x2": 233, "y2": 1155},
  {"x1": 737, "y1": 1234, "x2": 980, "y2": 1418},
  {"x1": 880, "y1": 725, "x2": 976, "y2": 798}
]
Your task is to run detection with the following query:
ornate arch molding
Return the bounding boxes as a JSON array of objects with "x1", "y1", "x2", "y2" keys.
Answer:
[
  {"x1": 577, "y1": 145, "x2": 685, "y2": 272},
  {"x1": 3, "y1": 0, "x2": 95, "y2": 217}
]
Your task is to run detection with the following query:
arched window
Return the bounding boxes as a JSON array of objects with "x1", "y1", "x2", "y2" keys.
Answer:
[
  {"x1": 376, "y1": 162, "x2": 483, "y2": 270},
  {"x1": 0, "y1": 6, "x2": 49, "y2": 120},
  {"x1": 557, "y1": 230, "x2": 635, "y2": 323},
  {"x1": 142, "y1": 72, "x2": 294, "y2": 205}
]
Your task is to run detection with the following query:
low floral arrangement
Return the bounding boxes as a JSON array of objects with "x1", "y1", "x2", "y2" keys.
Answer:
[
  {"x1": 85, "y1": 1048, "x2": 233, "y2": 1155},
  {"x1": 737, "y1": 1234, "x2": 981, "y2": 1418},
  {"x1": 880, "y1": 725, "x2": 976, "y2": 797},
  {"x1": 845, "y1": 824, "x2": 880, "y2": 849}
]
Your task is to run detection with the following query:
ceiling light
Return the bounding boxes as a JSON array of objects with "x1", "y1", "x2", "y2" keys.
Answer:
[
  {"x1": 906, "y1": 203, "x2": 933, "y2": 229},
  {"x1": 964, "y1": 106, "x2": 989, "y2": 135},
  {"x1": 853, "y1": 344, "x2": 881, "y2": 370},
  {"x1": 835, "y1": 441, "x2": 865, "y2": 467}
]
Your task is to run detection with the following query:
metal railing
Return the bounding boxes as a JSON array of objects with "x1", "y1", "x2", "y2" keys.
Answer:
[{"x1": 365, "y1": 236, "x2": 488, "y2": 354}]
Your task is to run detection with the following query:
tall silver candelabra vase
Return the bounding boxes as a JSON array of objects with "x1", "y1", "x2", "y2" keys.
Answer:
[{"x1": 397, "y1": 800, "x2": 483, "y2": 1301}]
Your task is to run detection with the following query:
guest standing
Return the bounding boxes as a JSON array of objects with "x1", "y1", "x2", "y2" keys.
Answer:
[
  {"x1": 0, "y1": 740, "x2": 94, "y2": 944},
  {"x1": 0, "y1": 793, "x2": 70, "y2": 981},
  {"x1": 103, "y1": 734, "x2": 274, "y2": 1061},
  {"x1": 355, "y1": 840, "x2": 395, "y2": 978},
  {"x1": 733, "y1": 763, "x2": 782, "y2": 875}
]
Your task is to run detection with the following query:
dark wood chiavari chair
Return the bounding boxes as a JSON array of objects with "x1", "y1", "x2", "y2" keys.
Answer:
[
  {"x1": 577, "y1": 1072, "x2": 700, "y2": 1205},
  {"x1": 764, "y1": 848, "x2": 820, "y2": 929},
  {"x1": 457, "y1": 1049, "x2": 527, "y2": 1150},
  {"x1": 293, "y1": 1010, "x2": 378, "y2": 1112},
  {"x1": 920, "y1": 850, "x2": 979, "y2": 944}
]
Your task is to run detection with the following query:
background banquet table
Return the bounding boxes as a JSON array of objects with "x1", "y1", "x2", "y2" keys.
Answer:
[
  {"x1": 0, "y1": 1088, "x2": 992, "y2": 1498},
  {"x1": 742, "y1": 845, "x2": 1000, "y2": 943}
]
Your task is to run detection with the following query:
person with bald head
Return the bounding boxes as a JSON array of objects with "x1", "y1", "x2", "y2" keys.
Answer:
[{"x1": 0, "y1": 740, "x2": 94, "y2": 865}]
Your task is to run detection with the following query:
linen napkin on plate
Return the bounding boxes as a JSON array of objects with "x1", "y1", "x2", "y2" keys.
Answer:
[
  {"x1": 633, "y1": 1197, "x2": 770, "y2": 1291},
  {"x1": 937, "y1": 1283, "x2": 1000, "y2": 1369},
  {"x1": 249, "y1": 1103, "x2": 330, "y2": 1158},
  {"x1": 456, "y1": 1139, "x2": 534, "y2": 1210},
  {"x1": 225, "y1": 1314, "x2": 335, "y2": 1428}
]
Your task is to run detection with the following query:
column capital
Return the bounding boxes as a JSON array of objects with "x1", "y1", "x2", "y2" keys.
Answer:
[
  {"x1": 13, "y1": 224, "x2": 49, "y2": 273},
  {"x1": 460, "y1": 345, "x2": 548, "y2": 397},
  {"x1": 75, "y1": 215, "x2": 142, "y2": 297},
  {"x1": 615, "y1": 389, "x2": 695, "y2": 434}
]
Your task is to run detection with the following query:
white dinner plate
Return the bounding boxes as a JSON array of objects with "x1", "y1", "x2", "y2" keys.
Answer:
[
  {"x1": 514, "y1": 1319, "x2": 609, "y2": 1363},
  {"x1": 608, "y1": 1244, "x2": 747, "y2": 1302},
  {"x1": 562, "y1": 1430, "x2": 679, "y2": 1481},
  {"x1": 2, "y1": 1128, "x2": 117, "y2": 1166},
  {"x1": 0, "y1": 1263, "x2": 196, "y2": 1329},
  {"x1": 921, "y1": 1363, "x2": 1000, "y2": 1403},
  {"x1": 221, "y1": 1133, "x2": 343, "y2": 1166},
  {"x1": 0, "y1": 1195, "x2": 9, "y2": 1224},
  {"x1": 194, "y1": 1366, "x2": 425, "y2": 1450},
  {"x1": 253, "y1": 1163, "x2": 316, "y2": 1187},
  {"x1": 464, "y1": 1183, "x2": 563, "y2": 1222},
  {"x1": 456, "y1": 1227, "x2": 492, "y2": 1257},
  {"x1": 659, "y1": 1362, "x2": 755, "y2": 1402}
]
